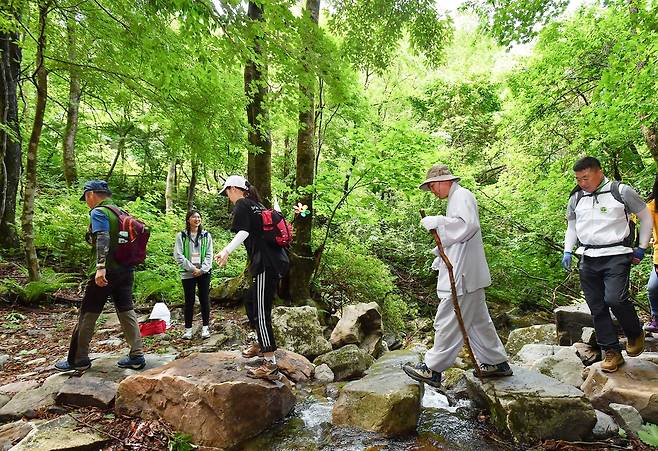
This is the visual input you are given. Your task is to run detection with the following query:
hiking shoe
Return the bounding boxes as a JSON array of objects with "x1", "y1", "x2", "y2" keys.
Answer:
[
  {"x1": 402, "y1": 362, "x2": 442, "y2": 388},
  {"x1": 474, "y1": 361, "x2": 513, "y2": 378},
  {"x1": 182, "y1": 328, "x2": 193, "y2": 340},
  {"x1": 645, "y1": 316, "x2": 658, "y2": 334},
  {"x1": 54, "y1": 359, "x2": 91, "y2": 372},
  {"x1": 247, "y1": 362, "x2": 280, "y2": 381},
  {"x1": 626, "y1": 331, "x2": 645, "y2": 357},
  {"x1": 242, "y1": 342, "x2": 262, "y2": 358},
  {"x1": 201, "y1": 326, "x2": 210, "y2": 339},
  {"x1": 601, "y1": 349, "x2": 624, "y2": 372},
  {"x1": 117, "y1": 355, "x2": 146, "y2": 370}
]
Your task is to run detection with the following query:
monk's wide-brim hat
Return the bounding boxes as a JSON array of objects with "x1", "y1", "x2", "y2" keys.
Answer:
[{"x1": 419, "y1": 164, "x2": 460, "y2": 191}]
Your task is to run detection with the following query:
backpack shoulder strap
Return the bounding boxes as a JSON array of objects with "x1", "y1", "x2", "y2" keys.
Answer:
[
  {"x1": 609, "y1": 181, "x2": 625, "y2": 207},
  {"x1": 100, "y1": 204, "x2": 123, "y2": 218},
  {"x1": 575, "y1": 188, "x2": 585, "y2": 206}
]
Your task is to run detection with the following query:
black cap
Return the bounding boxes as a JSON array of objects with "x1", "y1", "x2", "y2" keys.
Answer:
[{"x1": 80, "y1": 180, "x2": 112, "y2": 201}]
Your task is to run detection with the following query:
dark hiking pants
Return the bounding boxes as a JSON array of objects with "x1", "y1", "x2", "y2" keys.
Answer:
[
  {"x1": 182, "y1": 272, "x2": 211, "y2": 328},
  {"x1": 67, "y1": 270, "x2": 143, "y2": 364},
  {"x1": 579, "y1": 254, "x2": 642, "y2": 351},
  {"x1": 247, "y1": 270, "x2": 278, "y2": 353}
]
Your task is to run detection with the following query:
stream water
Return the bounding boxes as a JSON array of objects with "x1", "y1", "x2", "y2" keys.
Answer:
[{"x1": 241, "y1": 385, "x2": 514, "y2": 451}]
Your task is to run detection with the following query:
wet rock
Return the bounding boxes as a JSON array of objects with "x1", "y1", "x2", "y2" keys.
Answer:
[
  {"x1": 55, "y1": 376, "x2": 118, "y2": 409},
  {"x1": 330, "y1": 303, "x2": 384, "y2": 359},
  {"x1": 505, "y1": 324, "x2": 557, "y2": 356},
  {"x1": 0, "y1": 420, "x2": 34, "y2": 450},
  {"x1": 313, "y1": 344, "x2": 374, "y2": 381},
  {"x1": 274, "y1": 349, "x2": 314, "y2": 383},
  {"x1": 383, "y1": 333, "x2": 402, "y2": 351},
  {"x1": 115, "y1": 351, "x2": 295, "y2": 449},
  {"x1": 465, "y1": 365, "x2": 596, "y2": 442},
  {"x1": 581, "y1": 327, "x2": 597, "y2": 346},
  {"x1": 209, "y1": 273, "x2": 250, "y2": 305},
  {"x1": 555, "y1": 303, "x2": 593, "y2": 346},
  {"x1": 581, "y1": 359, "x2": 658, "y2": 423},
  {"x1": 573, "y1": 342, "x2": 601, "y2": 366},
  {"x1": 0, "y1": 373, "x2": 70, "y2": 421},
  {"x1": 314, "y1": 364, "x2": 334, "y2": 383},
  {"x1": 272, "y1": 306, "x2": 332, "y2": 359},
  {"x1": 591, "y1": 409, "x2": 619, "y2": 439},
  {"x1": 0, "y1": 380, "x2": 39, "y2": 396},
  {"x1": 332, "y1": 350, "x2": 423, "y2": 436},
  {"x1": 8, "y1": 415, "x2": 109, "y2": 450},
  {"x1": 608, "y1": 403, "x2": 643, "y2": 437},
  {"x1": 527, "y1": 346, "x2": 585, "y2": 387}
]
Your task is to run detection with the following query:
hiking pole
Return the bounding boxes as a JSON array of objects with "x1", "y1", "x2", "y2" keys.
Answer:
[{"x1": 420, "y1": 209, "x2": 482, "y2": 378}]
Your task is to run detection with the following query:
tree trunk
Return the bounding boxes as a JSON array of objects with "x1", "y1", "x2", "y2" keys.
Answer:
[
  {"x1": 0, "y1": 22, "x2": 22, "y2": 250},
  {"x1": 22, "y1": 3, "x2": 49, "y2": 281},
  {"x1": 165, "y1": 161, "x2": 176, "y2": 213},
  {"x1": 289, "y1": 0, "x2": 320, "y2": 303},
  {"x1": 244, "y1": 0, "x2": 272, "y2": 206},
  {"x1": 62, "y1": 17, "x2": 80, "y2": 187},
  {"x1": 642, "y1": 123, "x2": 658, "y2": 166},
  {"x1": 187, "y1": 159, "x2": 198, "y2": 211}
]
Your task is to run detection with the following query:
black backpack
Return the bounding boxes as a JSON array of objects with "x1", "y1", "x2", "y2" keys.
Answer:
[{"x1": 572, "y1": 181, "x2": 638, "y2": 249}]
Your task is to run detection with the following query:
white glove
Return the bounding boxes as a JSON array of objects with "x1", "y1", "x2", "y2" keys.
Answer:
[{"x1": 420, "y1": 215, "x2": 442, "y2": 231}]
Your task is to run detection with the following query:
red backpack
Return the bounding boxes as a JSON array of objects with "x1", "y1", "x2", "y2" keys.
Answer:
[
  {"x1": 260, "y1": 209, "x2": 293, "y2": 248},
  {"x1": 101, "y1": 205, "x2": 150, "y2": 266}
]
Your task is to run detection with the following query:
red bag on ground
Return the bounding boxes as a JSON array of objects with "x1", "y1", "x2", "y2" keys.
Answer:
[{"x1": 139, "y1": 319, "x2": 166, "y2": 337}]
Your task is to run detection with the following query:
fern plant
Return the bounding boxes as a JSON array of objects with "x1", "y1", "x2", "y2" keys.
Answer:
[{"x1": 639, "y1": 423, "x2": 658, "y2": 447}]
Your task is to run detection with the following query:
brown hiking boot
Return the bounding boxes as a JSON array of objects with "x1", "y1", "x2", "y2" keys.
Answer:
[
  {"x1": 601, "y1": 349, "x2": 624, "y2": 372},
  {"x1": 241, "y1": 342, "x2": 262, "y2": 358},
  {"x1": 626, "y1": 331, "x2": 645, "y2": 357},
  {"x1": 246, "y1": 362, "x2": 280, "y2": 381}
]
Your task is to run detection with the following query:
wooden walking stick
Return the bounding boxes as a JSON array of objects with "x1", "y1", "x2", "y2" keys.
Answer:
[{"x1": 420, "y1": 209, "x2": 482, "y2": 378}]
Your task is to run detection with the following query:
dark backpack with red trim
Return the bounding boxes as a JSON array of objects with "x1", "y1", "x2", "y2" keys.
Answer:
[
  {"x1": 260, "y1": 209, "x2": 293, "y2": 248},
  {"x1": 101, "y1": 205, "x2": 150, "y2": 266}
]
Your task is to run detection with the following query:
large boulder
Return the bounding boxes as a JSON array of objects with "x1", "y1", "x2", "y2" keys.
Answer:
[
  {"x1": 272, "y1": 306, "x2": 332, "y2": 359},
  {"x1": 0, "y1": 373, "x2": 69, "y2": 422},
  {"x1": 465, "y1": 365, "x2": 596, "y2": 443},
  {"x1": 8, "y1": 415, "x2": 109, "y2": 451},
  {"x1": 511, "y1": 344, "x2": 560, "y2": 366},
  {"x1": 208, "y1": 272, "x2": 250, "y2": 305},
  {"x1": 505, "y1": 324, "x2": 557, "y2": 356},
  {"x1": 554, "y1": 302, "x2": 593, "y2": 346},
  {"x1": 77, "y1": 352, "x2": 176, "y2": 383},
  {"x1": 55, "y1": 376, "x2": 118, "y2": 409},
  {"x1": 115, "y1": 351, "x2": 295, "y2": 449},
  {"x1": 330, "y1": 302, "x2": 384, "y2": 358},
  {"x1": 332, "y1": 350, "x2": 423, "y2": 436},
  {"x1": 527, "y1": 346, "x2": 585, "y2": 387},
  {"x1": 313, "y1": 344, "x2": 375, "y2": 381},
  {"x1": 581, "y1": 358, "x2": 658, "y2": 423}
]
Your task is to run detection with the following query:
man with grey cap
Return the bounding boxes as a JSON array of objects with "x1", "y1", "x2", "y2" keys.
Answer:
[
  {"x1": 55, "y1": 180, "x2": 145, "y2": 372},
  {"x1": 403, "y1": 164, "x2": 511, "y2": 387}
]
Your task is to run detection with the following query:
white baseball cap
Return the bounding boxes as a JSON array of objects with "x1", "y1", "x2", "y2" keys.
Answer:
[{"x1": 219, "y1": 175, "x2": 248, "y2": 196}]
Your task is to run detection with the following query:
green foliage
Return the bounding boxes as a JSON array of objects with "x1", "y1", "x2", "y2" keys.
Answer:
[
  {"x1": 168, "y1": 432, "x2": 197, "y2": 451},
  {"x1": 638, "y1": 423, "x2": 658, "y2": 447},
  {"x1": 1, "y1": 269, "x2": 77, "y2": 305}
]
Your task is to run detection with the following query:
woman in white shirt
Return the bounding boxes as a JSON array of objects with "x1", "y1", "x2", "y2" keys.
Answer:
[{"x1": 174, "y1": 210, "x2": 213, "y2": 339}]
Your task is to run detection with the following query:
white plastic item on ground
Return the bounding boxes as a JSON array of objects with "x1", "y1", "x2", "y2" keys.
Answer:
[{"x1": 149, "y1": 303, "x2": 171, "y2": 328}]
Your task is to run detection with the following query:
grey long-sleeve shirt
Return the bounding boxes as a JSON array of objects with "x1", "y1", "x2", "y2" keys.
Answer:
[{"x1": 174, "y1": 231, "x2": 213, "y2": 279}]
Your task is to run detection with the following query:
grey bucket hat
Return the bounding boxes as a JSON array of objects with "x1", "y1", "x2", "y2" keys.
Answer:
[{"x1": 419, "y1": 164, "x2": 460, "y2": 191}]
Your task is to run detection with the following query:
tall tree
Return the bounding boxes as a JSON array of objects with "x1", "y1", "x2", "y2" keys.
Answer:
[
  {"x1": 22, "y1": 0, "x2": 49, "y2": 281},
  {"x1": 289, "y1": 0, "x2": 320, "y2": 303},
  {"x1": 62, "y1": 15, "x2": 80, "y2": 187},
  {"x1": 0, "y1": 8, "x2": 22, "y2": 250},
  {"x1": 165, "y1": 160, "x2": 176, "y2": 213},
  {"x1": 244, "y1": 0, "x2": 272, "y2": 206}
]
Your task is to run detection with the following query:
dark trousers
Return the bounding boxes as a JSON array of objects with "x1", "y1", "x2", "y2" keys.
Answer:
[
  {"x1": 68, "y1": 270, "x2": 143, "y2": 363},
  {"x1": 246, "y1": 270, "x2": 278, "y2": 353},
  {"x1": 182, "y1": 272, "x2": 211, "y2": 328},
  {"x1": 579, "y1": 254, "x2": 642, "y2": 351}
]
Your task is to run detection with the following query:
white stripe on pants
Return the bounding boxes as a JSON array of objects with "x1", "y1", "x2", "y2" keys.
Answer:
[
  {"x1": 256, "y1": 272, "x2": 270, "y2": 348},
  {"x1": 424, "y1": 288, "x2": 508, "y2": 373}
]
